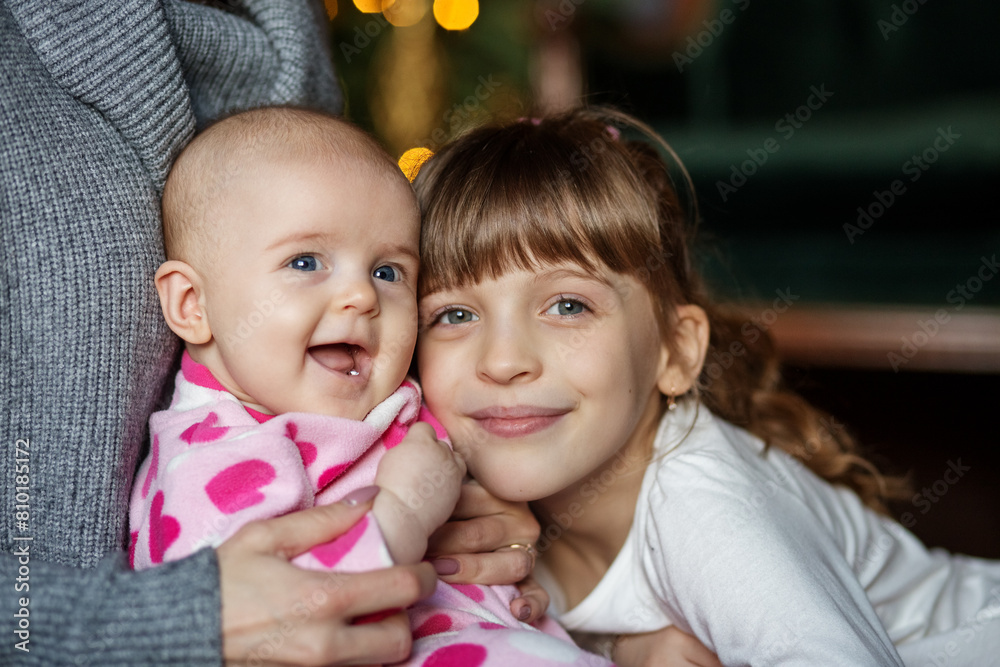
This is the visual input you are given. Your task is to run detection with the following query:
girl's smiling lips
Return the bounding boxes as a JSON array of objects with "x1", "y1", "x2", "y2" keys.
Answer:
[{"x1": 467, "y1": 405, "x2": 570, "y2": 438}]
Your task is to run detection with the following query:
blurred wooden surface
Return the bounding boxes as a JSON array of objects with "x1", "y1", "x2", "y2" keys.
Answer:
[{"x1": 764, "y1": 304, "x2": 1000, "y2": 373}]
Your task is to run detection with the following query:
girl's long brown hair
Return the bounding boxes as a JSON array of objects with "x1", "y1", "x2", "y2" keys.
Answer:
[{"x1": 413, "y1": 107, "x2": 908, "y2": 512}]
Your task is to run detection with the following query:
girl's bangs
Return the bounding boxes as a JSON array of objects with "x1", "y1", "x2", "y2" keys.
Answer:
[{"x1": 418, "y1": 119, "x2": 661, "y2": 295}]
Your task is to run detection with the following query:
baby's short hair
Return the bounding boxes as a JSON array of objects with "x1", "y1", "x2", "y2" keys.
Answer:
[{"x1": 162, "y1": 106, "x2": 399, "y2": 264}]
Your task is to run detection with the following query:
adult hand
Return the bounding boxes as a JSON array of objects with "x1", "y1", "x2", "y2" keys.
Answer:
[
  {"x1": 425, "y1": 479, "x2": 549, "y2": 623},
  {"x1": 613, "y1": 627, "x2": 723, "y2": 667},
  {"x1": 218, "y1": 491, "x2": 437, "y2": 666}
]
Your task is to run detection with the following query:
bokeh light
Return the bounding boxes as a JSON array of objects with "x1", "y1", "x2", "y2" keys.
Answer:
[
  {"x1": 398, "y1": 147, "x2": 435, "y2": 182},
  {"x1": 369, "y1": 14, "x2": 445, "y2": 157},
  {"x1": 324, "y1": 0, "x2": 338, "y2": 19},
  {"x1": 353, "y1": 0, "x2": 382, "y2": 12},
  {"x1": 433, "y1": 0, "x2": 478, "y2": 31},
  {"x1": 383, "y1": 0, "x2": 430, "y2": 27}
]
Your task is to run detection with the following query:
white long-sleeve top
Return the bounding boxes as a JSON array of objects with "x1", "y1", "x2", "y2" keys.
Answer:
[{"x1": 537, "y1": 401, "x2": 1000, "y2": 666}]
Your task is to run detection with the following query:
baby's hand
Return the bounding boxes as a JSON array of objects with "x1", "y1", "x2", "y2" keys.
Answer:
[{"x1": 374, "y1": 423, "x2": 466, "y2": 564}]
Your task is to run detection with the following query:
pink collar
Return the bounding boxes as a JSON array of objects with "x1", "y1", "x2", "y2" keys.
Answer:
[{"x1": 181, "y1": 350, "x2": 274, "y2": 424}]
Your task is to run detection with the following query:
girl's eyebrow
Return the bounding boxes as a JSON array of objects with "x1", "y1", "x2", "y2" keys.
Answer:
[{"x1": 534, "y1": 265, "x2": 613, "y2": 288}]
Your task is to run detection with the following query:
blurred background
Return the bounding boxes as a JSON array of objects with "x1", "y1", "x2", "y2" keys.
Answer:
[{"x1": 325, "y1": 0, "x2": 1000, "y2": 557}]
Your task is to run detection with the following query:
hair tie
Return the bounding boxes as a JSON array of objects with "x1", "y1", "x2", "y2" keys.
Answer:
[{"x1": 398, "y1": 146, "x2": 434, "y2": 182}]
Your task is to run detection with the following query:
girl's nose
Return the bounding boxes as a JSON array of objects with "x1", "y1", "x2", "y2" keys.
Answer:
[{"x1": 476, "y1": 321, "x2": 541, "y2": 384}]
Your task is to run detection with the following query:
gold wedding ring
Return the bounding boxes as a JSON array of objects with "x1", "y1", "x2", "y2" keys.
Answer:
[{"x1": 504, "y1": 542, "x2": 538, "y2": 559}]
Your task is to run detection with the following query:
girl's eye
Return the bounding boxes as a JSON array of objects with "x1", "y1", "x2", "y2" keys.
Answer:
[
  {"x1": 435, "y1": 309, "x2": 479, "y2": 325},
  {"x1": 373, "y1": 265, "x2": 398, "y2": 282},
  {"x1": 288, "y1": 255, "x2": 321, "y2": 272},
  {"x1": 547, "y1": 299, "x2": 586, "y2": 316}
]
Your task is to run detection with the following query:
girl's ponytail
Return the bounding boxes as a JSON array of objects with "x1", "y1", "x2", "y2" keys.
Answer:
[
  {"x1": 610, "y1": 120, "x2": 909, "y2": 513},
  {"x1": 620, "y1": 123, "x2": 910, "y2": 513}
]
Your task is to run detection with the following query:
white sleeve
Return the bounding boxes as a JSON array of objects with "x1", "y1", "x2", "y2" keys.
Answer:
[{"x1": 640, "y1": 453, "x2": 905, "y2": 667}]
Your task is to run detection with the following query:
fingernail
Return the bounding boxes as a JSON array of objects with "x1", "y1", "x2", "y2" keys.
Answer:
[
  {"x1": 342, "y1": 485, "x2": 380, "y2": 506},
  {"x1": 517, "y1": 604, "x2": 531, "y2": 621},
  {"x1": 432, "y1": 558, "x2": 460, "y2": 575}
]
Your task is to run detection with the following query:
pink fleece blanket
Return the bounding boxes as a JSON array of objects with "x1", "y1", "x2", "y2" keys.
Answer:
[{"x1": 129, "y1": 352, "x2": 614, "y2": 667}]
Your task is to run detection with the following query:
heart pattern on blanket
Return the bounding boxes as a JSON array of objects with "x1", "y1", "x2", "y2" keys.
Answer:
[
  {"x1": 129, "y1": 530, "x2": 138, "y2": 568},
  {"x1": 413, "y1": 613, "x2": 454, "y2": 639},
  {"x1": 141, "y1": 434, "x2": 160, "y2": 499},
  {"x1": 310, "y1": 514, "x2": 368, "y2": 567},
  {"x1": 383, "y1": 420, "x2": 408, "y2": 449},
  {"x1": 149, "y1": 491, "x2": 180, "y2": 564},
  {"x1": 422, "y1": 643, "x2": 488, "y2": 667},
  {"x1": 317, "y1": 462, "x2": 351, "y2": 490},
  {"x1": 286, "y1": 422, "x2": 318, "y2": 467},
  {"x1": 452, "y1": 584, "x2": 487, "y2": 603},
  {"x1": 205, "y1": 459, "x2": 276, "y2": 514},
  {"x1": 180, "y1": 411, "x2": 229, "y2": 444}
]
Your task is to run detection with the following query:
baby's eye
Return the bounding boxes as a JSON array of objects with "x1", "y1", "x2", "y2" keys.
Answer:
[
  {"x1": 373, "y1": 265, "x2": 399, "y2": 282},
  {"x1": 288, "y1": 255, "x2": 322, "y2": 272},
  {"x1": 546, "y1": 299, "x2": 586, "y2": 316},
  {"x1": 434, "y1": 309, "x2": 479, "y2": 325}
]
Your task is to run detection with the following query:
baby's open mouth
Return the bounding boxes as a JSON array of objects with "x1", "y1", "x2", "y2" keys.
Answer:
[{"x1": 309, "y1": 343, "x2": 364, "y2": 376}]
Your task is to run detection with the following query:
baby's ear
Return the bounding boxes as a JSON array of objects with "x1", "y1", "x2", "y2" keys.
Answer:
[
  {"x1": 656, "y1": 304, "x2": 710, "y2": 396},
  {"x1": 154, "y1": 260, "x2": 212, "y2": 345}
]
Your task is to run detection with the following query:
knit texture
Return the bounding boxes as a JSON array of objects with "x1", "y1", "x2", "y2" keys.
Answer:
[{"x1": 0, "y1": 0, "x2": 340, "y2": 663}]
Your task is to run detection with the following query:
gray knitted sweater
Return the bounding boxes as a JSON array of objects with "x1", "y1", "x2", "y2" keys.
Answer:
[{"x1": 0, "y1": 1, "x2": 341, "y2": 663}]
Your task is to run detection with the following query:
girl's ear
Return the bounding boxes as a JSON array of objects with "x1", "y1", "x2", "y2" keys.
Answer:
[
  {"x1": 656, "y1": 304, "x2": 710, "y2": 396},
  {"x1": 154, "y1": 260, "x2": 212, "y2": 345}
]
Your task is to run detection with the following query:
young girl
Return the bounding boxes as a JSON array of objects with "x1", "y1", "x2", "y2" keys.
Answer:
[{"x1": 412, "y1": 108, "x2": 1000, "y2": 666}]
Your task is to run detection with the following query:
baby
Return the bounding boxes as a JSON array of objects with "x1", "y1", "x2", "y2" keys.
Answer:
[
  {"x1": 129, "y1": 107, "x2": 612, "y2": 667},
  {"x1": 130, "y1": 105, "x2": 459, "y2": 572}
]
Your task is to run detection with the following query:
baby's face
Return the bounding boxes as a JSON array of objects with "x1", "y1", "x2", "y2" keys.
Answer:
[{"x1": 199, "y1": 155, "x2": 420, "y2": 420}]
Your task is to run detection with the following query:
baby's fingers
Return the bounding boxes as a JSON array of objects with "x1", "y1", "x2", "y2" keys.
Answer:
[{"x1": 510, "y1": 574, "x2": 550, "y2": 624}]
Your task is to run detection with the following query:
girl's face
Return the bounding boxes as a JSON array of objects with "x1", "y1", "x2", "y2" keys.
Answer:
[{"x1": 417, "y1": 261, "x2": 669, "y2": 503}]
